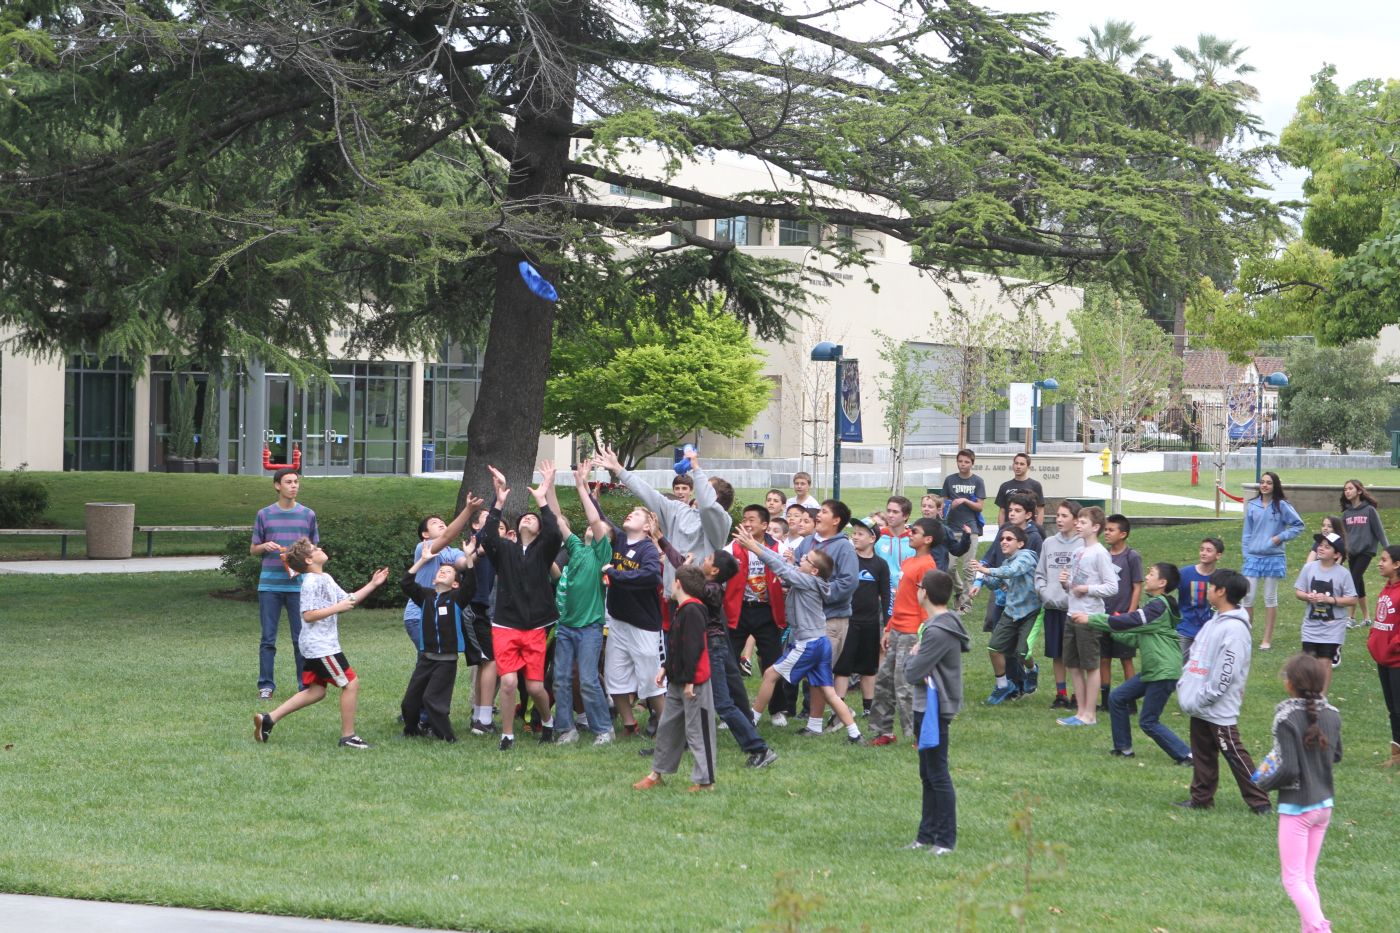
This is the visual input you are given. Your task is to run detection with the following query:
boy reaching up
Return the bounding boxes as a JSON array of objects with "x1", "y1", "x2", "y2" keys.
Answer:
[
  {"x1": 399, "y1": 541, "x2": 481, "y2": 742},
  {"x1": 1058, "y1": 507, "x2": 1118, "y2": 727}
]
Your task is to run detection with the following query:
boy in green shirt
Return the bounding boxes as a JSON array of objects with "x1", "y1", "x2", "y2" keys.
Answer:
[{"x1": 1071, "y1": 562, "x2": 1191, "y2": 764}]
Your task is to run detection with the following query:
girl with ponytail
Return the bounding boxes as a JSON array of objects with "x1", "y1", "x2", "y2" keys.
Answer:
[{"x1": 1253, "y1": 654, "x2": 1343, "y2": 933}]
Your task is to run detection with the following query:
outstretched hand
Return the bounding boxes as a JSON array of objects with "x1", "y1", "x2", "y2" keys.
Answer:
[
  {"x1": 594, "y1": 443, "x2": 623, "y2": 474},
  {"x1": 464, "y1": 491, "x2": 484, "y2": 513},
  {"x1": 369, "y1": 566, "x2": 390, "y2": 588},
  {"x1": 527, "y1": 459, "x2": 555, "y2": 505},
  {"x1": 732, "y1": 524, "x2": 760, "y2": 553},
  {"x1": 488, "y1": 465, "x2": 509, "y2": 503}
]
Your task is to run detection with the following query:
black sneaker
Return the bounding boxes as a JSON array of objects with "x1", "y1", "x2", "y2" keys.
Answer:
[
  {"x1": 637, "y1": 745, "x2": 655, "y2": 757},
  {"x1": 746, "y1": 748, "x2": 778, "y2": 769},
  {"x1": 1109, "y1": 748, "x2": 1135, "y2": 758},
  {"x1": 1050, "y1": 695, "x2": 1071, "y2": 710},
  {"x1": 1251, "y1": 804, "x2": 1273, "y2": 816},
  {"x1": 1175, "y1": 755, "x2": 1194, "y2": 766},
  {"x1": 498, "y1": 735, "x2": 514, "y2": 751},
  {"x1": 1172, "y1": 799, "x2": 1212, "y2": 810},
  {"x1": 538, "y1": 726, "x2": 555, "y2": 744},
  {"x1": 471, "y1": 720, "x2": 498, "y2": 735},
  {"x1": 252, "y1": 712, "x2": 274, "y2": 743},
  {"x1": 338, "y1": 734, "x2": 371, "y2": 749},
  {"x1": 738, "y1": 657, "x2": 753, "y2": 677},
  {"x1": 793, "y1": 727, "x2": 823, "y2": 738},
  {"x1": 847, "y1": 733, "x2": 866, "y2": 745}
]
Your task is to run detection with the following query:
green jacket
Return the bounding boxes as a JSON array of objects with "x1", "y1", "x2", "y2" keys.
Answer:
[{"x1": 1086, "y1": 593, "x2": 1182, "y2": 682}]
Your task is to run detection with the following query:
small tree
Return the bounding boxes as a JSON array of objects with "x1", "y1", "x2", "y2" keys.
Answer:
[
  {"x1": 542, "y1": 306, "x2": 771, "y2": 468},
  {"x1": 873, "y1": 332, "x2": 934, "y2": 494},
  {"x1": 1281, "y1": 340, "x2": 1393, "y2": 454},
  {"x1": 167, "y1": 373, "x2": 197, "y2": 461},
  {"x1": 1070, "y1": 294, "x2": 1180, "y2": 513},
  {"x1": 927, "y1": 301, "x2": 1011, "y2": 449},
  {"x1": 199, "y1": 366, "x2": 221, "y2": 461}
]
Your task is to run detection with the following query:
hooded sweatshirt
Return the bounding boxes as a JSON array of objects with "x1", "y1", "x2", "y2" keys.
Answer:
[
  {"x1": 1242, "y1": 495, "x2": 1305, "y2": 562},
  {"x1": 616, "y1": 466, "x2": 731, "y2": 586},
  {"x1": 1342, "y1": 502, "x2": 1387, "y2": 557},
  {"x1": 1086, "y1": 593, "x2": 1182, "y2": 682},
  {"x1": 1254, "y1": 698, "x2": 1342, "y2": 812},
  {"x1": 1368, "y1": 578, "x2": 1400, "y2": 668},
  {"x1": 977, "y1": 548, "x2": 1040, "y2": 620},
  {"x1": 793, "y1": 531, "x2": 858, "y2": 619},
  {"x1": 1066, "y1": 541, "x2": 1118, "y2": 615},
  {"x1": 1035, "y1": 532, "x2": 1083, "y2": 611},
  {"x1": 752, "y1": 545, "x2": 831, "y2": 641},
  {"x1": 1177, "y1": 607, "x2": 1253, "y2": 726},
  {"x1": 904, "y1": 609, "x2": 970, "y2": 717}
]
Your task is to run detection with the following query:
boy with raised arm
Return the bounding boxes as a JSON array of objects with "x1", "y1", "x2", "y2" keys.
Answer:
[
  {"x1": 480, "y1": 462, "x2": 563, "y2": 750},
  {"x1": 399, "y1": 539, "x2": 481, "y2": 742}
]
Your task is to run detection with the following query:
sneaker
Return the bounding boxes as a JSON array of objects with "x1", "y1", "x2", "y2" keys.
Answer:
[
  {"x1": 1331, "y1": 647, "x2": 1342, "y2": 669},
  {"x1": 1175, "y1": 755, "x2": 1194, "y2": 766},
  {"x1": 252, "y1": 712, "x2": 273, "y2": 743},
  {"x1": 637, "y1": 746, "x2": 655, "y2": 757},
  {"x1": 738, "y1": 657, "x2": 753, "y2": 677},
  {"x1": 769, "y1": 713, "x2": 789, "y2": 728},
  {"x1": 986, "y1": 683, "x2": 1018, "y2": 705},
  {"x1": 470, "y1": 720, "x2": 497, "y2": 735},
  {"x1": 555, "y1": 728, "x2": 579, "y2": 745},
  {"x1": 793, "y1": 727, "x2": 823, "y2": 738},
  {"x1": 498, "y1": 735, "x2": 514, "y2": 751},
  {"x1": 632, "y1": 774, "x2": 663, "y2": 790},
  {"x1": 538, "y1": 726, "x2": 555, "y2": 744},
  {"x1": 870, "y1": 733, "x2": 897, "y2": 746},
  {"x1": 687, "y1": 783, "x2": 715, "y2": 792},
  {"x1": 1056, "y1": 716, "x2": 1084, "y2": 726},
  {"x1": 717, "y1": 721, "x2": 729, "y2": 731},
  {"x1": 1050, "y1": 694, "x2": 1071, "y2": 710},
  {"x1": 932, "y1": 846, "x2": 954, "y2": 856},
  {"x1": 338, "y1": 734, "x2": 370, "y2": 749},
  {"x1": 1173, "y1": 799, "x2": 1213, "y2": 810},
  {"x1": 902, "y1": 841, "x2": 929, "y2": 850},
  {"x1": 258, "y1": 687, "x2": 274, "y2": 700},
  {"x1": 847, "y1": 733, "x2": 866, "y2": 745},
  {"x1": 746, "y1": 748, "x2": 779, "y2": 769},
  {"x1": 1259, "y1": 642, "x2": 1272, "y2": 651},
  {"x1": 1251, "y1": 804, "x2": 1273, "y2": 816},
  {"x1": 576, "y1": 713, "x2": 590, "y2": 729},
  {"x1": 824, "y1": 714, "x2": 843, "y2": 733},
  {"x1": 593, "y1": 731, "x2": 614, "y2": 747},
  {"x1": 1022, "y1": 666, "x2": 1039, "y2": 695},
  {"x1": 1109, "y1": 748, "x2": 1136, "y2": 758}
]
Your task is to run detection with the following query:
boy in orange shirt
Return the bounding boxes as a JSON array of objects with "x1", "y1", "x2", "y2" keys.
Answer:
[{"x1": 869, "y1": 517, "x2": 941, "y2": 745}]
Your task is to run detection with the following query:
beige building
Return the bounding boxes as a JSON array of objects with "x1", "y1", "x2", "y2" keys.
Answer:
[{"x1": 0, "y1": 150, "x2": 1080, "y2": 476}]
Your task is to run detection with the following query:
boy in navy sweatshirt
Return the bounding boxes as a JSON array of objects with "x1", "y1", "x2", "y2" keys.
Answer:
[
  {"x1": 634, "y1": 565, "x2": 718, "y2": 791},
  {"x1": 399, "y1": 545, "x2": 481, "y2": 741}
]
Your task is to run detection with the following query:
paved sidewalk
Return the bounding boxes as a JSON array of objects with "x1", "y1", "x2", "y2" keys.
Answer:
[
  {"x1": 0, "y1": 555, "x2": 223, "y2": 575},
  {"x1": 0, "y1": 895, "x2": 463, "y2": 933}
]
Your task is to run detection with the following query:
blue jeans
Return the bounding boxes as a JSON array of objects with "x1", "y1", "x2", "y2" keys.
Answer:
[
  {"x1": 708, "y1": 633, "x2": 767, "y2": 754},
  {"x1": 913, "y1": 711, "x2": 956, "y2": 849},
  {"x1": 1110, "y1": 676, "x2": 1190, "y2": 761},
  {"x1": 553, "y1": 623, "x2": 611, "y2": 735},
  {"x1": 403, "y1": 610, "x2": 422, "y2": 647},
  {"x1": 258, "y1": 590, "x2": 305, "y2": 692}
]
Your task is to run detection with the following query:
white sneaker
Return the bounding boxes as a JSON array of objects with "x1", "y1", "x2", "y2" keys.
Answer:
[
  {"x1": 717, "y1": 720, "x2": 729, "y2": 731},
  {"x1": 556, "y1": 728, "x2": 580, "y2": 744},
  {"x1": 592, "y1": 730, "x2": 614, "y2": 747},
  {"x1": 770, "y1": 713, "x2": 789, "y2": 728}
]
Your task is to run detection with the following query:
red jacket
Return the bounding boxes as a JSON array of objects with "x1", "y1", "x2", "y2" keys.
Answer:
[
  {"x1": 1370, "y1": 579, "x2": 1400, "y2": 668},
  {"x1": 723, "y1": 538, "x2": 788, "y2": 630}
]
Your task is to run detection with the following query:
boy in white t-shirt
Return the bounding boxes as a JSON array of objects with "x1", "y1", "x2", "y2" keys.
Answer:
[
  {"x1": 252, "y1": 537, "x2": 388, "y2": 749},
  {"x1": 1294, "y1": 532, "x2": 1357, "y2": 690}
]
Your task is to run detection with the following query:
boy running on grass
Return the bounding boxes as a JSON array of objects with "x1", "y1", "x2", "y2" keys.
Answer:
[
  {"x1": 399, "y1": 540, "x2": 481, "y2": 742},
  {"x1": 481, "y1": 462, "x2": 562, "y2": 750},
  {"x1": 1073, "y1": 562, "x2": 1192, "y2": 764},
  {"x1": 736, "y1": 525, "x2": 864, "y2": 744},
  {"x1": 1178, "y1": 537, "x2": 1223, "y2": 661},
  {"x1": 1175, "y1": 569, "x2": 1271, "y2": 813},
  {"x1": 1099, "y1": 514, "x2": 1143, "y2": 711},
  {"x1": 1058, "y1": 506, "x2": 1118, "y2": 726},
  {"x1": 250, "y1": 468, "x2": 318, "y2": 699},
  {"x1": 252, "y1": 537, "x2": 387, "y2": 749}
]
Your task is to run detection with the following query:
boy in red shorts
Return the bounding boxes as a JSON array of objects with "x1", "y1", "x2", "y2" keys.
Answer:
[
  {"x1": 251, "y1": 537, "x2": 388, "y2": 748},
  {"x1": 481, "y1": 461, "x2": 563, "y2": 750}
]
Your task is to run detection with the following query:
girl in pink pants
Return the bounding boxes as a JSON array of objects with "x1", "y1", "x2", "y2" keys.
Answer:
[{"x1": 1253, "y1": 654, "x2": 1343, "y2": 933}]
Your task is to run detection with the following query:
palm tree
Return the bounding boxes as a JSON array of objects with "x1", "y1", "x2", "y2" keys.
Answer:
[
  {"x1": 1173, "y1": 34, "x2": 1259, "y2": 101},
  {"x1": 1080, "y1": 20, "x2": 1150, "y2": 68}
]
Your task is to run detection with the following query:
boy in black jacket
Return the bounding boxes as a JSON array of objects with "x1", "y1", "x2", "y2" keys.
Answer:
[
  {"x1": 634, "y1": 565, "x2": 717, "y2": 791},
  {"x1": 482, "y1": 461, "x2": 562, "y2": 750},
  {"x1": 399, "y1": 545, "x2": 481, "y2": 741}
]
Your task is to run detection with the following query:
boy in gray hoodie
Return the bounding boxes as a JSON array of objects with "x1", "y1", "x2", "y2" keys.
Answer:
[
  {"x1": 1175, "y1": 568, "x2": 1271, "y2": 813},
  {"x1": 1036, "y1": 500, "x2": 1084, "y2": 709},
  {"x1": 903, "y1": 569, "x2": 969, "y2": 853},
  {"x1": 736, "y1": 524, "x2": 864, "y2": 744}
]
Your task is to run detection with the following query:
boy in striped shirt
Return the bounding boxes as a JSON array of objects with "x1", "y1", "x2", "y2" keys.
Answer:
[{"x1": 250, "y1": 469, "x2": 319, "y2": 699}]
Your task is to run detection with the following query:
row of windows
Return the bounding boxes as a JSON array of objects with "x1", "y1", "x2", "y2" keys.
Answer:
[{"x1": 608, "y1": 185, "x2": 862, "y2": 249}]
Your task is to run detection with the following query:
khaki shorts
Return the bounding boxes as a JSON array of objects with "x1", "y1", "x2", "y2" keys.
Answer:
[
  {"x1": 1062, "y1": 621, "x2": 1102, "y2": 670},
  {"x1": 825, "y1": 617, "x2": 850, "y2": 664}
]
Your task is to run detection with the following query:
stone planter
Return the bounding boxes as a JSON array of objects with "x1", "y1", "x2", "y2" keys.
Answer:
[
  {"x1": 85, "y1": 502, "x2": 135, "y2": 559},
  {"x1": 195, "y1": 458, "x2": 219, "y2": 474},
  {"x1": 166, "y1": 457, "x2": 198, "y2": 474}
]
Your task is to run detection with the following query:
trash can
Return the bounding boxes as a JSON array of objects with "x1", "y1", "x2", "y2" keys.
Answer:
[
  {"x1": 422, "y1": 442, "x2": 436, "y2": 473},
  {"x1": 1391, "y1": 431, "x2": 1400, "y2": 467},
  {"x1": 85, "y1": 502, "x2": 135, "y2": 559}
]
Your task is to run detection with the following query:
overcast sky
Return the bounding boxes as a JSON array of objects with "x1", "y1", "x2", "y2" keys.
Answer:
[{"x1": 985, "y1": 1, "x2": 1400, "y2": 203}]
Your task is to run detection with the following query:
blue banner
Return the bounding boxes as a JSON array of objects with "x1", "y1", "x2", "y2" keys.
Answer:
[{"x1": 837, "y1": 359, "x2": 863, "y2": 442}]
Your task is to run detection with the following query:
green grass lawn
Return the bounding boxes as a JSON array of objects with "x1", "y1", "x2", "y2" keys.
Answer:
[
  {"x1": 1092, "y1": 467, "x2": 1400, "y2": 503},
  {"x1": 2, "y1": 517, "x2": 1396, "y2": 932}
]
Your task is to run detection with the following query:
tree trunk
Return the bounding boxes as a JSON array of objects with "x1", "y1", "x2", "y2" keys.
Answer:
[
  {"x1": 1170, "y1": 294, "x2": 1187, "y2": 401},
  {"x1": 456, "y1": 4, "x2": 580, "y2": 514}
]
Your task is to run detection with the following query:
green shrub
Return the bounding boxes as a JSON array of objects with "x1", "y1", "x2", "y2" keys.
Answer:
[{"x1": 0, "y1": 465, "x2": 49, "y2": 526}]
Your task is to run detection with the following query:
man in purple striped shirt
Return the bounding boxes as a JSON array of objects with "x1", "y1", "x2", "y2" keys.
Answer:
[{"x1": 251, "y1": 469, "x2": 319, "y2": 699}]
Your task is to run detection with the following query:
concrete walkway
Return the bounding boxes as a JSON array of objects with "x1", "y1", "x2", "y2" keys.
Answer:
[
  {"x1": 0, "y1": 555, "x2": 224, "y2": 575},
  {"x1": 0, "y1": 895, "x2": 462, "y2": 933}
]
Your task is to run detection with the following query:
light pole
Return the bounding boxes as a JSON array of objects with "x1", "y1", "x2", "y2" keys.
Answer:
[
  {"x1": 1031, "y1": 377, "x2": 1059, "y2": 454},
  {"x1": 811, "y1": 341, "x2": 843, "y2": 500},
  {"x1": 1255, "y1": 371, "x2": 1288, "y2": 484}
]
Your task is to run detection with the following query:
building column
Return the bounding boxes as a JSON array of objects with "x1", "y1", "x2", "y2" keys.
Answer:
[
  {"x1": 409, "y1": 360, "x2": 425, "y2": 475},
  {"x1": 244, "y1": 360, "x2": 266, "y2": 475},
  {"x1": 133, "y1": 367, "x2": 152, "y2": 472}
]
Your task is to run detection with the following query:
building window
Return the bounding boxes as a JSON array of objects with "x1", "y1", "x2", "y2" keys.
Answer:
[
  {"x1": 424, "y1": 344, "x2": 482, "y2": 472},
  {"x1": 64, "y1": 355, "x2": 135, "y2": 471},
  {"x1": 671, "y1": 199, "x2": 698, "y2": 246},
  {"x1": 715, "y1": 216, "x2": 753, "y2": 246},
  {"x1": 608, "y1": 183, "x2": 664, "y2": 202},
  {"x1": 833, "y1": 224, "x2": 854, "y2": 242},
  {"x1": 778, "y1": 219, "x2": 815, "y2": 246}
]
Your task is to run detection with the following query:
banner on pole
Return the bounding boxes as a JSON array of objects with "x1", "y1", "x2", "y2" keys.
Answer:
[
  {"x1": 838, "y1": 359, "x2": 863, "y2": 442},
  {"x1": 1009, "y1": 382, "x2": 1033, "y2": 429}
]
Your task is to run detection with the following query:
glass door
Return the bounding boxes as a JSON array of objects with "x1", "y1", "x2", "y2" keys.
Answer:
[
  {"x1": 303, "y1": 377, "x2": 354, "y2": 475},
  {"x1": 263, "y1": 375, "x2": 299, "y2": 469}
]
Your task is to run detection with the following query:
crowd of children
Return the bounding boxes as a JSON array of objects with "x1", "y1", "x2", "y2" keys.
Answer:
[{"x1": 245, "y1": 460, "x2": 1400, "y2": 925}]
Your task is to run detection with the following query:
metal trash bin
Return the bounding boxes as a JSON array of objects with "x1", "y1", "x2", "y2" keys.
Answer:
[{"x1": 422, "y1": 442, "x2": 436, "y2": 473}]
